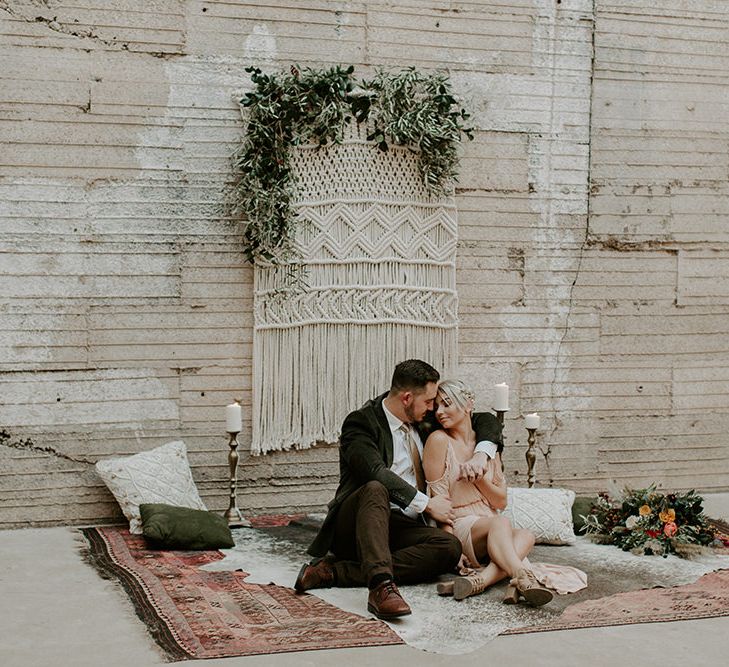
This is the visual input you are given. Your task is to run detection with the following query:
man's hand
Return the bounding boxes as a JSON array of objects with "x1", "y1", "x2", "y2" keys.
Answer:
[
  {"x1": 457, "y1": 451, "x2": 490, "y2": 482},
  {"x1": 425, "y1": 494, "x2": 455, "y2": 526}
]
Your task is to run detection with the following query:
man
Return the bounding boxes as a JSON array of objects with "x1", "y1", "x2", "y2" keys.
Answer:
[{"x1": 294, "y1": 359, "x2": 503, "y2": 619}]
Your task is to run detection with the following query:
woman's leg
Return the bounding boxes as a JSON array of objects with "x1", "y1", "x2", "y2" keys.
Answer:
[
  {"x1": 471, "y1": 517, "x2": 534, "y2": 581},
  {"x1": 451, "y1": 521, "x2": 536, "y2": 599},
  {"x1": 512, "y1": 528, "x2": 536, "y2": 565}
]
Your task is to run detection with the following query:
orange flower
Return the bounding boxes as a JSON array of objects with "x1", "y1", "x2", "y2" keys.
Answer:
[
  {"x1": 639, "y1": 504, "x2": 652, "y2": 516},
  {"x1": 659, "y1": 508, "x2": 676, "y2": 523},
  {"x1": 663, "y1": 521, "x2": 678, "y2": 537}
]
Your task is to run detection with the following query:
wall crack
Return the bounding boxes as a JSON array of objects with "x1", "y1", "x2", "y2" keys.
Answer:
[
  {"x1": 0, "y1": 429, "x2": 96, "y2": 466},
  {"x1": 1, "y1": 1, "x2": 128, "y2": 50},
  {"x1": 544, "y1": 1, "x2": 598, "y2": 484}
]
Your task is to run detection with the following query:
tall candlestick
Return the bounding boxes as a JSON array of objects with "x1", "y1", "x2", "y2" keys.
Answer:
[
  {"x1": 525, "y1": 427, "x2": 538, "y2": 488},
  {"x1": 223, "y1": 398, "x2": 250, "y2": 528},
  {"x1": 494, "y1": 384, "x2": 509, "y2": 462},
  {"x1": 493, "y1": 383, "x2": 509, "y2": 412},
  {"x1": 223, "y1": 431, "x2": 251, "y2": 528}
]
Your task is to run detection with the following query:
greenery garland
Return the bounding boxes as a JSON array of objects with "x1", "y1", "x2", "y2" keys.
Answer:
[{"x1": 233, "y1": 65, "x2": 473, "y2": 265}]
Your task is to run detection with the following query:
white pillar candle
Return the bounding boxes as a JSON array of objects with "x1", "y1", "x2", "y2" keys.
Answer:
[
  {"x1": 225, "y1": 401, "x2": 242, "y2": 432},
  {"x1": 493, "y1": 383, "x2": 509, "y2": 411},
  {"x1": 525, "y1": 413, "x2": 540, "y2": 430}
]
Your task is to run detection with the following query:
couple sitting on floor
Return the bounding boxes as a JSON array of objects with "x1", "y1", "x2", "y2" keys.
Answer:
[{"x1": 295, "y1": 359, "x2": 559, "y2": 619}]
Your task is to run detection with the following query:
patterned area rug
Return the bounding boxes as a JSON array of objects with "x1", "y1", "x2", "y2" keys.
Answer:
[
  {"x1": 503, "y1": 568, "x2": 729, "y2": 634},
  {"x1": 204, "y1": 518, "x2": 729, "y2": 653},
  {"x1": 82, "y1": 519, "x2": 729, "y2": 659},
  {"x1": 81, "y1": 524, "x2": 403, "y2": 661}
]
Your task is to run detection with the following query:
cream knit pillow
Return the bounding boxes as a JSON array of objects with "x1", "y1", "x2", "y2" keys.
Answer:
[
  {"x1": 96, "y1": 440, "x2": 207, "y2": 534},
  {"x1": 501, "y1": 487, "x2": 577, "y2": 545}
]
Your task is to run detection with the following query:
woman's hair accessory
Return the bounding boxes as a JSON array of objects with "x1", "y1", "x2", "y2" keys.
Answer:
[{"x1": 438, "y1": 379, "x2": 476, "y2": 411}]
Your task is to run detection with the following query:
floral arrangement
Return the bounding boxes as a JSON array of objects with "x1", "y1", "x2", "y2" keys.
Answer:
[{"x1": 579, "y1": 485, "x2": 719, "y2": 558}]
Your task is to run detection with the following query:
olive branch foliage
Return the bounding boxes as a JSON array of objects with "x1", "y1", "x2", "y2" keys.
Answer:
[{"x1": 233, "y1": 64, "x2": 473, "y2": 267}]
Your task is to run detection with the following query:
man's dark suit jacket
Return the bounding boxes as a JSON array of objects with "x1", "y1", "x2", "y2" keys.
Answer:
[{"x1": 307, "y1": 392, "x2": 503, "y2": 557}]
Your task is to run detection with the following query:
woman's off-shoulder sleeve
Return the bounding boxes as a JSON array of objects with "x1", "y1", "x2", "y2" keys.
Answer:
[{"x1": 426, "y1": 472, "x2": 450, "y2": 498}]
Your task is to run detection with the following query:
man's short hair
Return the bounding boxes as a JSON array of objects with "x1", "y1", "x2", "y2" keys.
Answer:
[{"x1": 390, "y1": 359, "x2": 439, "y2": 394}]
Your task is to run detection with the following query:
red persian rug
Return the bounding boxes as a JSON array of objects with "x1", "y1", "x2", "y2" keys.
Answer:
[
  {"x1": 81, "y1": 524, "x2": 403, "y2": 661},
  {"x1": 505, "y1": 567, "x2": 729, "y2": 635}
]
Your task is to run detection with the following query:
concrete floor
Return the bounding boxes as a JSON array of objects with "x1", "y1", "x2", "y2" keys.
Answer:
[{"x1": 2, "y1": 494, "x2": 728, "y2": 667}]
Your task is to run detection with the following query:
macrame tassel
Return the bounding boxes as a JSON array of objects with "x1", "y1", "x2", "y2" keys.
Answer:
[
  {"x1": 251, "y1": 127, "x2": 459, "y2": 454},
  {"x1": 252, "y1": 323, "x2": 457, "y2": 454}
]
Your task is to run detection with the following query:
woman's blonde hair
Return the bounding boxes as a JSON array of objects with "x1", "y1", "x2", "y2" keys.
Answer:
[{"x1": 437, "y1": 379, "x2": 476, "y2": 414}]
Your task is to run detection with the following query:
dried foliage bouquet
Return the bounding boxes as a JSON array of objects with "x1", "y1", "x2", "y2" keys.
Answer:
[{"x1": 579, "y1": 485, "x2": 718, "y2": 558}]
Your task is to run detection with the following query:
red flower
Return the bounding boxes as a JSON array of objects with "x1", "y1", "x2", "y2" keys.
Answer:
[{"x1": 646, "y1": 529, "x2": 659, "y2": 538}]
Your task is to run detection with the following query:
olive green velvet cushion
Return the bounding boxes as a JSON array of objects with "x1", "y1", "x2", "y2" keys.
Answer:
[{"x1": 140, "y1": 503, "x2": 234, "y2": 550}]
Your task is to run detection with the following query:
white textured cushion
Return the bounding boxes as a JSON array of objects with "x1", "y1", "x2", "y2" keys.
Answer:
[
  {"x1": 501, "y1": 487, "x2": 576, "y2": 545},
  {"x1": 96, "y1": 440, "x2": 206, "y2": 534}
]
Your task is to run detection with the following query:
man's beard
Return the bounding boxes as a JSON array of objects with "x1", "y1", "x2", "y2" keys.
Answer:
[{"x1": 404, "y1": 403, "x2": 421, "y2": 424}]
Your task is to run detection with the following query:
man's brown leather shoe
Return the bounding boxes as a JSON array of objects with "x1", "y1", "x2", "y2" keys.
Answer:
[
  {"x1": 294, "y1": 557, "x2": 335, "y2": 593},
  {"x1": 367, "y1": 580, "x2": 412, "y2": 620}
]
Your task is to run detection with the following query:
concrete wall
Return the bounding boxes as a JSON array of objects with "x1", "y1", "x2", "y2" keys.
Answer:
[{"x1": 1, "y1": 0, "x2": 727, "y2": 528}]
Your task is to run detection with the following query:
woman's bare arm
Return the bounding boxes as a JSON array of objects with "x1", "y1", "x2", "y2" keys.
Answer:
[
  {"x1": 423, "y1": 430, "x2": 449, "y2": 482},
  {"x1": 423, "y1": 430, "x2": 453, "y2": 531},
  {"x1": 473, "y1": 454, "x2": 507, "y2": 510}
]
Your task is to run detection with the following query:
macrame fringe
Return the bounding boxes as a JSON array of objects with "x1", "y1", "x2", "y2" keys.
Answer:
[
  {"x1": 251, "y1": 322, "x2": 457, "y2": 454},
  {"x1": 251, "y1": 126, "x2": 459, "y2": 454}
]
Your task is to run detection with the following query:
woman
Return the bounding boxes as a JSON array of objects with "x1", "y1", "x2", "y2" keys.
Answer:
[{"x1": 424, "y1": 380, "x2": 582, "y2": 604}]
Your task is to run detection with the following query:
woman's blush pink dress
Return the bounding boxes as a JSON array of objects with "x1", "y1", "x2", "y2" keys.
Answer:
[{"x1": 427, "y1": 439, "x2": 587, "y2": 594}]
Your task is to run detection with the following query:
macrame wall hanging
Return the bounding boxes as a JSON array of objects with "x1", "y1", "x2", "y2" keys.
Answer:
[{"x1": 235, "y1": 67, "x2": 472, "y2": 454}]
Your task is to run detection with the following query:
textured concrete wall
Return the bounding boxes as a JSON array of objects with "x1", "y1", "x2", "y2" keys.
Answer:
[
  {"x1": 1, "y1": 1, "x2": 727, "y2": 528},
  {"x1": 578, "y1": 0, "x2": 729, "y2": 491}
]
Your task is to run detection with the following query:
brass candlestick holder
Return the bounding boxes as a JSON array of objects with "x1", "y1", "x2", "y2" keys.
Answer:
[
  {"x1": 224, "y1": 431, "x2": 251, "y2": 528},
  {"x1": 525, "y1": 427, "x2": 537, "y2": 488}
]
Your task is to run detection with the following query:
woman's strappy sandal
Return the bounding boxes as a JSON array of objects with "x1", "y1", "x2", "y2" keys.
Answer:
[
  {"x1": 510, "y1": 568, "x2": 553, "y2": 606},
  {"x1": 451, "y1": 569, "x2": 491, "y2": 600},
  {"x1": 502, "y1": 584, "x2": 520, "y2": 604},
  {"x1": 436, "y1": 580, "x2": 455, "y2": 596}
]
